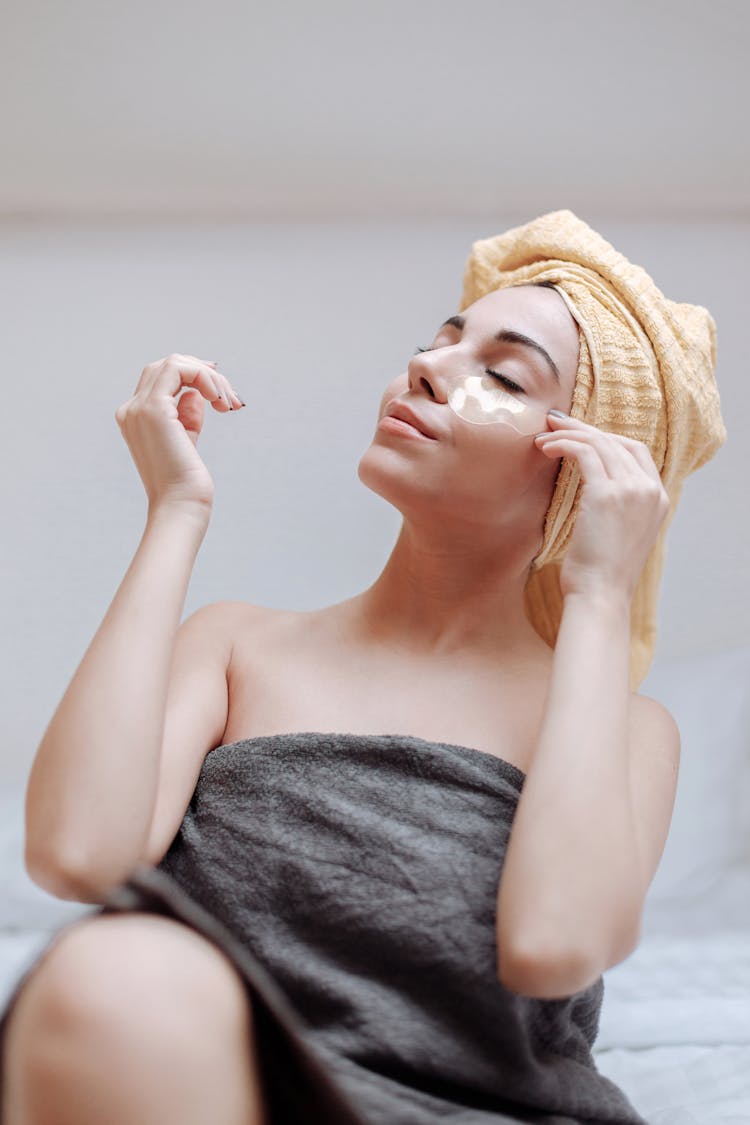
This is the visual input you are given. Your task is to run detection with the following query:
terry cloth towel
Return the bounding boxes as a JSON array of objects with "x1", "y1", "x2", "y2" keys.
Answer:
[
  {"x1": 0, "y1": 732, "x2": 649, "y2": 1124},
  {"x1": 459, "y1": 209, "x2": 727, "y2": 691}
]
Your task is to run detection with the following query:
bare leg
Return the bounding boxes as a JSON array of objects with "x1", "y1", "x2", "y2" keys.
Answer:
[{"x1": 1, "y1": 913, "x2": 269, "y2": 1125}]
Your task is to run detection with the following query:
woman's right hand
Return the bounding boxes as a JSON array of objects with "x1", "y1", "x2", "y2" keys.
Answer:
[{"x1": 114, "y1": 354, "x2": 244, "y2": 517}]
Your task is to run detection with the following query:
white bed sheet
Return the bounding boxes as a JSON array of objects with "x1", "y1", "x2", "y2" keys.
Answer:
[
  {"x1": 590, "y1": 861, "x2": 750, "y2": 1122},
  {"x1": 595, "y1": 1046, "x2": 750, "y2": 1125}
]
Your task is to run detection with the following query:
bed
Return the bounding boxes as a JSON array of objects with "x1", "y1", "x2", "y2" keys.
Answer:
[{"x1": 2, "y1": 642, "x2": 749, "y2": 1124}]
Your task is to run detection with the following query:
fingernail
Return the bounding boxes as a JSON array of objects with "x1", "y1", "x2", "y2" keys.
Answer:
[
  {"x1": 548, "y1": 409, "x2": 569, "y2": 418},
  {"x1": 207, "y1": 361, "x2": 219, "y2": 367}
]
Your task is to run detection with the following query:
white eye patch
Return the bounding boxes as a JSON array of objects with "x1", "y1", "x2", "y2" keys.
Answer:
[{"x1": 447, "y1": 373, "x2": 545, "y2": 434}]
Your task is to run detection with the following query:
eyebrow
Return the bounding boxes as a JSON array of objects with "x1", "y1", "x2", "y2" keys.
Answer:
[{"x1": 438, "y1": 314, "x2": 561, "y2": 386}]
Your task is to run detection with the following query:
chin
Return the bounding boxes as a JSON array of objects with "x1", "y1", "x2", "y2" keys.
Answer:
[
  {"x1": 357, "y1": 445, "x2": 394, "y2": 503},
  {"x1": 357, "y1": 443, "x2": 444, "y2": 518}
]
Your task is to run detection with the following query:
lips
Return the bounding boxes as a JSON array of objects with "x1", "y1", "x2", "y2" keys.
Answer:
[{"x1": 384, "y1": 403, "x2": 438, "y2": 439}]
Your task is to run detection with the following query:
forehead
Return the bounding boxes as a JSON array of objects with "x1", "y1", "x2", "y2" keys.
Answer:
[
  {"x1": 460, "y1": 284, "x2": 580, "y2": 388},
  {"x1": 463, "y1": 284, "x2": 577, "y2": 344}
]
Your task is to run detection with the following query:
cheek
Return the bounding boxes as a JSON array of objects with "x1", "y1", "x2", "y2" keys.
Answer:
[{"x1": 461, "y1": 425, "x2": 558, "y2": 493}]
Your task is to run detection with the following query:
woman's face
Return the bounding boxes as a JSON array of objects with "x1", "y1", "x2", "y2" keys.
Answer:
[{"x1": 358, "y1": 284, "x2": 581, "y2": 547}]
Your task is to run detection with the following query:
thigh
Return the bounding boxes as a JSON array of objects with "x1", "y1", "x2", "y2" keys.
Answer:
[
  {"x1": 1, "y1": 915, "x2": 270, "y2": 1125},
  {"x1": 2, "y1": 912, "x2": 255, "y2": 1055}
]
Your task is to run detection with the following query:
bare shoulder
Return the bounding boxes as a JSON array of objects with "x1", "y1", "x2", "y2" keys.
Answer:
[
  {"x1": 626, "y1": 691, "x2": 681, "y2": 788},
  {"x1": 627, "y1": 692, "x2": 681, "y2": 761},
  {"x1": 198, "y1": 599, "x2": 289, "y2": 627},
  {"x1": 207, "y1": 599, "x2": 303, "y2": 662},
  {"x1": 201, "y1": 599, "x2": 280, "y2": 625}
]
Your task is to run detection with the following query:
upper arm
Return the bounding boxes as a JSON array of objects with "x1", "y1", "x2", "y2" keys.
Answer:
[
  {"x1": 138, "y1": 600, "x2": 236, "y2": 868},
  {"x1": 504, "y1": 696, "x2": 681, "y2": 997},
  {"x1": 629, "y1": 694, "x2": 681, "y2": 900},
  {"x1": 611, "y1": 693, "x2": 681, "y2": 962},
  {"x1": 498, "y1": 694, "x2": 681, "y2": 998}
]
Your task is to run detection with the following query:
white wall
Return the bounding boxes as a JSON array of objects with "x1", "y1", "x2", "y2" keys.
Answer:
[
  {"x1": 1, "y1": 216, "x2": 746, "y2": 782},
  {"x1": 1, "y1": 0, "x2": 746, "y2": 220}
]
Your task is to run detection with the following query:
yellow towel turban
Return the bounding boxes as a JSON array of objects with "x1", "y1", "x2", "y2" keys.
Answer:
[{"x1": 458, "y1": 209, "x2": 727, "y2": 691}]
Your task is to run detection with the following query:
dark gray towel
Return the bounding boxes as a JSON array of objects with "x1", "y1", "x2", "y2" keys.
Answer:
[{"x1": 0, "y1": 732, "x2": 648, "y2": 1124}]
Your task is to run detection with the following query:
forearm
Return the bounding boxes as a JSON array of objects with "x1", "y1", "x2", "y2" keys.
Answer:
[
  {"x1": 25, "y1": 505, "x2": 209, "y2": 894},
  {"x1": 496, "y1": 588, "x2": 640, "y2": 975}
]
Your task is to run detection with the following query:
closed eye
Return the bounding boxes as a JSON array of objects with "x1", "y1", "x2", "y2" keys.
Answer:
[
  {"x1": 485, "y1": 370, "x2": 525, "y2": 394},
  {"x1": 413, "y1": 347, "x2": 526, "y2": 394}
]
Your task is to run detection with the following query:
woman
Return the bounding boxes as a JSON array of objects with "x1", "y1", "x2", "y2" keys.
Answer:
[{"x1": 0, "y1": 211, "x2": 726, "y2": 1124}]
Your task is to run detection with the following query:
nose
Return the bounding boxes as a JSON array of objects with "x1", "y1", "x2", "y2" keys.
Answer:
[{"x1": 407, "y1": 350, "x2": 452, "y2": 403}]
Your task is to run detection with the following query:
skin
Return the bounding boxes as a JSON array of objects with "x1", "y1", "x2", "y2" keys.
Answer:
[{"x1": 351, "y1": 282, "x2": 581, "y2": 657}]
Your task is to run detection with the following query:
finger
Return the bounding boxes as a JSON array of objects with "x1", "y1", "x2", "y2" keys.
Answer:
[
  {"x1": 536, "y1": 427, "x2": 633, "y2": 481},
  {"x1": 213, "y1": 371, "x2": 245, "y2": 409},
  {"x1": 135, "y1": 354, "x2": 214, "y2": 399},
  {"x1": 176, "y1": 387, "x2": 204, "y2": 444},
  {"x1": 147, "y1": 354, "x2": 231, "y2": 411},
  {"x1": 132, "y1": 358, "x2": 164, "y2": 397},
  {"x1": 207, "y1": 373, "x2": 233, "y2": 411},
  {"x1": 611, "y1": 436, "x2": 663, "y2": 484},
  {"x1": 545, "y1": 413, "x2": 662, "y2": 484},
  {"x1": 196, "y1": 361, "x2": 244, "y2": 409},
  {"x1": 536, "y1": 434, "x2": 610, "y2": 485}
]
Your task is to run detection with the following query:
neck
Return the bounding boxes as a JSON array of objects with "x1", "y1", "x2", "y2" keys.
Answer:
[{"x1": 350, "y1": 519, "x2": 547, "y2": 658}]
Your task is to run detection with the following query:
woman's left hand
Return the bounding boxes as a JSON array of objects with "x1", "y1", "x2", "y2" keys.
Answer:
[{"x1": 534, "y1": 412, "x2": 670, "y2": 603}]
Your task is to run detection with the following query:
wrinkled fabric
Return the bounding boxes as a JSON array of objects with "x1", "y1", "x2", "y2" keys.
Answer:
[
  {"x1": 460, "y1": 210, "x2": 727, "y2": 689},
  {"x1": 0, "y1": 733, "x2": 649, "y2": 1123}
]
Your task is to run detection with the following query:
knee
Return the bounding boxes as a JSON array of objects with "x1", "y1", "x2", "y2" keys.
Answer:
[
  {"x1": 10, "y1": 913, "x2": 253, "y2": 1045},
  {"x1": 2, "y1": 915, "x2": 263, "y2": 1125}
]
